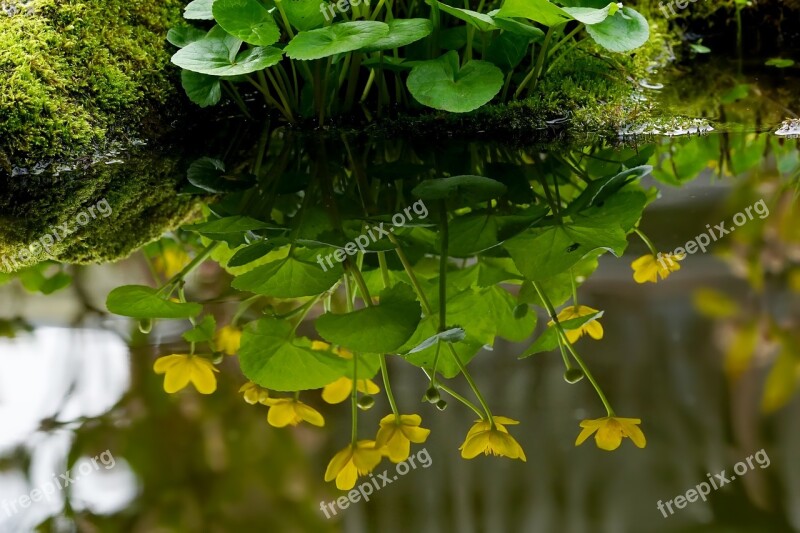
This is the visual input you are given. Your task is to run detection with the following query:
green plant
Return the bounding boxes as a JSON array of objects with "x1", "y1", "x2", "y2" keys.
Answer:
[{"x1": 168, "y1": 0, "x2": 650, "y2": 122}]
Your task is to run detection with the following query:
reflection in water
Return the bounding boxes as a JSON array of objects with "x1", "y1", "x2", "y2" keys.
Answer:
[{"x1": 0, "y1": 81, "x2": 799, "y2": 532}]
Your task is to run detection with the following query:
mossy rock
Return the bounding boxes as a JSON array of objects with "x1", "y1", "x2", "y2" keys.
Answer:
[
  {"x1": 0, "y1": 0, "x2": 184, "y2": 167},
  {"x1": 0, "y1": 149, "x2": 201, "y2": 272}
]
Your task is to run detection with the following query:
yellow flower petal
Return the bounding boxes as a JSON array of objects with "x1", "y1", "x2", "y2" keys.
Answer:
[
  {"x1": 357, "y1": 379, "x2": 381, "y2": 395},
  {"x1": 163, "y1": 365, "x2": 191, "y2": 393},
  {"x1": 335, "y1": 462, "x2": 359, "y2": 490},
  {"x1": 215, "y1": 325, "x2": 242, "y2": 356},
  {"x1": 295, "y1": 402, "x2": 325, "y2": 427},
  {"x1": 575, "y1": 416, "x2": 646, "y2": 451},
  {"x1": 322, "y1": 377, "x2": 353, "y2": 404},
  {"x1": 189, "y1": 358, "x2": 218, "y2": 394},
  {"x1": 267, "y1": 400, "x2": 299, "y2": 427},
  {"x1": 153, "y1": 354, "x2": 185, "y2": 374},
  {"x1": 324, "y1": 447, "x2": 353, "y2": 482},
  {"x1": 595, "y1": 420, "x2": 624, "y2": 451}
]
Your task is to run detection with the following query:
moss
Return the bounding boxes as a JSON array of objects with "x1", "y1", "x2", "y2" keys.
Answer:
[
  {"x1": 0, "y1": 149, "x2": 201, "y2": 272},
  {"x1": 0, "y1": 0, "x2": 184, "y2": 166}
]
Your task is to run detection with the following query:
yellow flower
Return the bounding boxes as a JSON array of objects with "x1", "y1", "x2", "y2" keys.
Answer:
[
  {"x1": 459, "y1": 416, "x2": 526, "y2": 461},
  {"x1": 548, "y1": 305, "x2": 603, "y2": 344},
  {"x1": 575, "y1": 416, "x2": 646, "y2": 451},
  {"x1": 631, "y1": 253, "x2": 684, "y2": 283},
  {"x1": 215, "y1": 325, "x2": 242, "y2": 356},
  {"x1": 239, "y1": 381, "x2": 270, "y2": 405},
  {"x1": 325, "y1": 441, "x2": 383, "y2": 490},
  {"x1": 311, "y1": 340, "x2": 352, "y2": 358},
  {"x1": 153, "y1": 354, "x2": 218, "y2": 394},
  {"x1": 375, "y1": 414, "x2": 431, "y2": 463},
  {"x1": 322, "y1": 377, "x2": 380, "y2": 404},
  {"x1": 153, "y1": 247, "x2": 190, "y2": 279},
  {"x1": 263, "y1": 398, "x2": 325, "y2": 428}
]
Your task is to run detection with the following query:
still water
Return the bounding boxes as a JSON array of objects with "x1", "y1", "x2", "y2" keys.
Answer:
[{"x1": 0, "y1": 59, "x2": 799, "y2": 533}]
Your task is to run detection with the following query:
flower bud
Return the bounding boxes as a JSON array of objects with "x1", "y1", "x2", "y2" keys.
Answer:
[
  {"x1": 212, "y1": 353, "x2": 224, "y2": 365},
  {"x1": 424, "y1": 386, "x2": 440, "y2": 403},
  {"x1": 138, "y1": 318, "x2": 152, "y2": 334},
  {"x1": 435, "y1": 399, "x2": 448, "y2": 411}
]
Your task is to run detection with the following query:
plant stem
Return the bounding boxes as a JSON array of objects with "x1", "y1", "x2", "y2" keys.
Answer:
[{"x1": 633, "y1": 227, "x2": 659, "y2": 256}]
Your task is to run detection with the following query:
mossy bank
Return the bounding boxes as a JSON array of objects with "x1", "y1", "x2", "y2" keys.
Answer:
[{"x1": 0, "y1": 0, "x2": 184, "y2": 168}]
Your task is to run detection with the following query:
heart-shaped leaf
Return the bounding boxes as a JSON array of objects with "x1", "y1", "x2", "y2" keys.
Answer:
[
  {"x1": 232, "y1": 252, "x2": 342, "y2": 297},
  {"x1": 168, "y1": 26, "x2": 207, "y2": 48},
  {"x1": 285, "y1": 21, "x2": 390, "y2": 60},
  {"x1": 282, "y1": 0, "x2": 329, "y2": 31},
  {"x1": 407, "y1": 51, "x2": 503, "y2": 113},
  {"x1": 412, "y1": 175, "x2": 507, "y2": 205},
  {"x1": 240, "y1": 318, "x2": 351, "y2": 390}
]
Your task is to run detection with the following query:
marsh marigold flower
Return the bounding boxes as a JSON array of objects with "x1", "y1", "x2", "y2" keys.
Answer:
[
  {"x1": 239, "y1": 381, "x2": 270, "y2": 405},
  {"x1": 460, "y1": 416, "x2": 526, "y2": 461},
  {"x1": 264, "y1": 398, "x2": 325, "y2": 428},
  {"x1": 322, "y1": 377, "x2": 380, "y2": 404},
  {"x1": 153, "y1": 354, "x2": 218, "y2": 394},
  {"x1": 575, "y1": 416, "x2": 646, "y2": 451},
  {"x1": 631, "y1": 253, "x2": 684, "y2": 283},
  {"x1": 215, "y1": 325, "x2": 242, "y2": 356},
  {"x1": 325, "y1": 441, "x2": 383, "y2": 490},
  {"x1": 375, "y1": 414, "x2": 431, "y2": 463},
  {"x1": 548, "y1": 305, "x2": 603, "y2": 343}
]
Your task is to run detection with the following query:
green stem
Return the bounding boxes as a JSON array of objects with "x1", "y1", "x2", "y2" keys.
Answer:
[
  {"x1": 532, "y1": 281, "x2": 615, "y2": 416},
  {"x1": 161, "y1": 242, "x2": 220, "y2": 296},
  {"x1": 633, "y1": 227, "x2": 659, "y2": 256}
]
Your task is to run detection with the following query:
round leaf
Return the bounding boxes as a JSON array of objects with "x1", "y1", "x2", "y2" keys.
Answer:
[
  {"x1": 213, "y1": 0, "x2": 281, "y2": 46},
  {"x1": 173, "y1": 37, "x2": 285, "y2": 76},
  {"x1": 281, "y1": 0, "x2": 328, "y2": 31},
  {"x1": 585, "y1": 7, "x2": 649, "y2": 52},
  {"x1": 407, "y1": 52, "x2": 503, "y2": 113},
  {"x1": 412, "y1": 175, "x2": 507, "y2": 205},
  {"x1": 285, "y1": 21, "x2": 390, "y2": 60},
  {"x1": 181, "y1": 71, "x2": 222, "y2": 107}
]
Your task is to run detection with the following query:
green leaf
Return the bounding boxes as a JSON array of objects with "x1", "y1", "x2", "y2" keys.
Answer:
[
  {"x1": 484, "y1": 31, "x2": 530, "y2": 71},
  {"x1": 584, "y1": 7, "x2": 649, "y2": 52},
  {"x1": 231, "y1": 252, "x2": 342, "y2": 297},
  {"x1": 495, "y1": 0, "x2": 573, "y2": 27},
  {"x1": 488, "y1": 12, "x2": 545, "y2": 40},
  {"x1": 239, "y1": 318, "x2": 351, "y2": 391},
  {"x1": 168, "y1": 26, "x2": 208, "y2": 48},
  {"x1": 228, "y1": 240, "x2": 278, "y2": 267},
  {"x1": 213, "y1": 0, "x2": 281, "y2": 46},
  {"x1": 689, "y1": 43, "x2": 711, "y2": 54},
  {"x1": 186, "y1": 157, "x2": 254, "y2": 192},
  {"x1": 281, "y1": 0, "x2": 328, "y2": 31},
  {"x1": 720, "y1": 84, "x2": 750, "y2": 104},
  {"x1": 185, "y1": 0, "x2": 215, "y2": 20},
  {"x1": 106, "y1": 286, "x2": 203, "y2": 319},
  {"x1": 407, "y1": 52, "x2": 504, "y2": 113},
  {"x1": 182, "y1": 315, "x2": 217, "y2": 343},
  {"x1": 181, "y1": 71, "x2": 222, "y2": 107},
  {"x1": 405, "y1": 327, "x2": 466, "y2": 354},
  {"x1": 448, "y1": 213, "x2": 500, "y2": 256},
  {"x1": 505, "y1": 217, "x2": 628, "y2": 282},
  {"x1": 184, "y1": 216, "x2": 272, "y2": 246},
  {"x1": 520, "y1": 310, "x2": 603, "y2": 357},
  {"x1": 562, "y1": 2, "x2": 618, "y2": 24},
  {"x1": 765, "y1": 58, "x2": 794, "y2": 68},
  {"x1": 412, "y1": 175, "x2": 507, "y2": 206},
  {"x1": 362, "y1": 19, "x2": 433, "y2": 52},
  {"x1": 431, "y1": 1, "x2": 498, "y2": 32},
  {"x1": 172, "y1": 36, "x2": 284, "y2": 76},
  {"x1": 285, "y1": 21, "x2": 390, "y2": 60},
  {"x1": 315, "y1": 283, "x2": 422, "y2": 353},
  {"x1": 563, "y1": 165, "x2": 651, "y2": 216}
]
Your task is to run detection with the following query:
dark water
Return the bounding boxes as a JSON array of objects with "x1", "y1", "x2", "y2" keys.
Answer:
[{"x1": 0, "y1": 59, "x2": 799, "y2": 533}]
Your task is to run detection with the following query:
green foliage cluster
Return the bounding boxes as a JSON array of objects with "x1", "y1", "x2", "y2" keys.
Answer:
[
  {"x1": 0, "y1": 0, "x2": 184, "y2": 164},
  {"x1": 169, "y1": 0, "x2": 652, "y2": 123}
]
